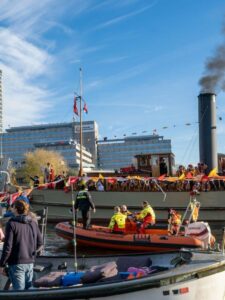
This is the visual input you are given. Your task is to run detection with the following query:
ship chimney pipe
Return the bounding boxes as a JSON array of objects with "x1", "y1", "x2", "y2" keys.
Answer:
[{"x1": 198, "y1": 93, "x2": 217, "y2": 173}]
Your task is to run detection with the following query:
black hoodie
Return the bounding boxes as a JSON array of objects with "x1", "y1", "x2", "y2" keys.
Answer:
[{"x1": 0, "y1": 215, "x2": 43, "y2": 267}]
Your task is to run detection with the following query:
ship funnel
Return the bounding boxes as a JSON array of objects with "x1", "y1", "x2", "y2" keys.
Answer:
[{"x1": 198, "y1": 93, "x2": 217, "y2": 172}]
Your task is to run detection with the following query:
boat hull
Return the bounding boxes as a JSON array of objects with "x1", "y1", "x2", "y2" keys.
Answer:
[
  {"x1": 30, "y1": 189, "x2": 225, "y2": 224},
  {"x1": 90, "y1": 271, "x2": 225, "y2": 300},
  {"x1": 0, "y1": 251, "x2": 225, "y2": 299},
  {"x1": 55, "y1": 222, "x2": 203, "y2": 252}
]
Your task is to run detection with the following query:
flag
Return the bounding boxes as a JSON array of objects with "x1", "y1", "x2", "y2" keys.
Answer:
[
  {"x1": 73, "y1": 97, "x2": 79, "y2": 115},
  {"x1": 178, "y1": 173, "x2": 185, "y2": 180},
  {"x1": 201, "y1": 174, "x2": 209, "y2": 182},
  {"x1": 99, "y1": 173, "x2": 104, "y2": 180},
  {"x1": 208, "y1": 168, "x2": 218, "y2": 178},
  {"x1": 157, "y1": 174, "x2": 166, "y2": 181},
  {"x1": 83, "y1": 102, "x2": 88, "y2": 114},
  {"x1": 68, "y1": 176, "x2": 79, "y2": 185}
]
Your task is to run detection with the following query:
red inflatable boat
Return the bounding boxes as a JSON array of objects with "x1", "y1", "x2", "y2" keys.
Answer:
[{"x1": 55, "y1": 222, "x2": 204, "y2": 252}]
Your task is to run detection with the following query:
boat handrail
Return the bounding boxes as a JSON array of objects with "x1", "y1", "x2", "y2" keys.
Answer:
[
  {"x1": 176, "y1": 195, "x2": 200, "y2": 236},
  {"x1": 0, "y1": 171, "x2": 10, "y2": 183},
  {"x1": 222, "y1": 227, "x2": 225, "y2": 255}
]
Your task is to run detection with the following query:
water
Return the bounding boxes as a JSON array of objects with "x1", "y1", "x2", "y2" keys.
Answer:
[
  {"x1": 43, "y1": 224, "x2": 72, "y2": 256},
  {"x1": 44, "y1": 222, "x2": 225, "y2": 256}
]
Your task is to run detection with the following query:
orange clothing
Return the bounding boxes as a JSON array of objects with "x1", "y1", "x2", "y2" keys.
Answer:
[
  {"x1": 49, "y1": 167, "x2": 55, "y2": 182},
  {"x1": 168, "y1": 210, "x2": 181, "y2": 234},
  {"x1": 171, "y1": 213, "x2": 181, "y2": 226}
]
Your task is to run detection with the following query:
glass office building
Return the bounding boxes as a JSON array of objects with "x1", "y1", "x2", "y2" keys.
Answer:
[
  {"x1": 97, "y1": 135, "x2": 172, "y2": 170},
  {"x1": 2, "y1": 121, "x2": 98, "y2": 168}
]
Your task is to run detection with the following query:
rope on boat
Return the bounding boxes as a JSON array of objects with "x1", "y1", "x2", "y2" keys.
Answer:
[{"x1": 151, "y1": 179, "x2": 167, "y2": 202}]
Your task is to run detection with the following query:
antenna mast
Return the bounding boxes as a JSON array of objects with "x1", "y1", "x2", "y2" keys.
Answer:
[{"x1": 79, "y1": 68, "x2": 83, "y2": 176}]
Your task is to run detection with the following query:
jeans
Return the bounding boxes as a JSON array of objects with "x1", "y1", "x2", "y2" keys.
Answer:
[{"x1": 8, "y1": 263, "x2": 33, "y2": 290}]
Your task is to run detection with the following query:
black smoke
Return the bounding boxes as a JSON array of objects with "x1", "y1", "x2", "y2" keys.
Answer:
[{"x1": 199, "y1": 22, "x2": 225, "y2": 93}]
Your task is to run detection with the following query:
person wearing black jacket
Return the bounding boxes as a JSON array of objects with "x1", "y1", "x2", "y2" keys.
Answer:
[
  {"x1": 75, "y1": 184, "x2": 96, "y2": 229},
  {"x1": 30, "y1": 175, "x2": 40, "y2": 187},
  {"x1": 0, "y1": 200, "x2": 43, "y2": 290}
]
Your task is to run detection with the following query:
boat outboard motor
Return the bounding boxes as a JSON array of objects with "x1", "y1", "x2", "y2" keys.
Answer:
[{"x1": 185, "y1": 221, "x2": 213, "y2": 249}]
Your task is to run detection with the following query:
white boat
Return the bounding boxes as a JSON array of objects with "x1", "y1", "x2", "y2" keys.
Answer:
[{"x1": 0, "y1": 249, "x2": 225, "y2": 299}]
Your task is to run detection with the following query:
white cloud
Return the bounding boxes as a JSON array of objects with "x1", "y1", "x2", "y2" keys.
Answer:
[
  {"x1": 144, "y1": 105, "x2": 165, "y2": 113},
  {"x1": 93, "y1": 3, "x2": 158, "y2": 30},
  {"x1": 2, "y1": 64, "x2": 52, "y2": 127},
  {"x1": 0, "y1": 0, "x2": 55, "y2": 36},
  {"x1": 0, "y1": 25, "x2": 53, "y2": 128},
  {"x1": 0, "y1": 28, "x2": 51, "y2": 78},
  {"x1": 98, "y1": 56, "x2": 128, "y2": 64},
  {"x1": 86, "y1": 80, "x2": 103, "y2": 89}
]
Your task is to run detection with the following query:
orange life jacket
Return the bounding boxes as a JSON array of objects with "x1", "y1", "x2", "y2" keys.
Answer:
[{"x1": 171, "y1": 213, "x2": 181, "y2": 225}]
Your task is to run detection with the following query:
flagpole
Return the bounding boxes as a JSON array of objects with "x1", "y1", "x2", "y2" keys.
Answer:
[
  {"x1": 71, "y1": 182, "x2": 78, "y2": 272},
  {"x1": 79, "y1": 67, "x2": 83, "y2": 177}
]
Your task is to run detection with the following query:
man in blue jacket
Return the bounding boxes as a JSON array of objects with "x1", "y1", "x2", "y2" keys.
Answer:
[{"x1": 0, "y1": 200, "x2": 43, "y2": 290}]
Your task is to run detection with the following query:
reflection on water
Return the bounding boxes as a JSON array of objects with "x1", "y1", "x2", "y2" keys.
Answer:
[
  {"x1": 44, "y1": 223, "x2": 225, "y2": 257},
  {"x1": 43, "y1": 224, "x2": 72, "y2": 256}
]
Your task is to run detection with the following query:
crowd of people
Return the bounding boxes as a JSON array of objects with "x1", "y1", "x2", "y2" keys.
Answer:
[
  {"x1": 28, "y1": 161, "x2": 225, "y2": 193},
  {"x1": 64, "y1": 162, "x2": 225, "y2": 193},
  {"x1": 71, "y1": 177, "x2": 225, "y2": 194}
]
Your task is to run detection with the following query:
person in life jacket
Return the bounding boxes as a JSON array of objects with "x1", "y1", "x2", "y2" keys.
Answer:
[
  {"x1": 75, "y1": 184, "x2": 96, "y2": 229},
  {"x1": 191, "y1": 202, "x2": 200, "y2": 222},
  {"x1": 108, "y1": 206, "x2": 127, "y2": 234},
  {"x1": 120, "y1": 205, "x2": 133, "y2": 217},
  {"x1": 168, "y1": 209, "x2": 182, "y2": 235},
  {"x1": 135, "y1": 201, "x2": 156, "y2": 233},
  {"x1": 121, "y1": 205, "x2": 135, "y2": 232}
]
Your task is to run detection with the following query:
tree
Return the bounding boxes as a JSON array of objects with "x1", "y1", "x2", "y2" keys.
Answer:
[{"x1": 18, "y1": 149, "x2": 69, "y2": 184}]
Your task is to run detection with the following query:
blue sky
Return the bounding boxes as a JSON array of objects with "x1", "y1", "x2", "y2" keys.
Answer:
[{"x1": 1, "y1": 0, "x2": 225, "y2": 166}]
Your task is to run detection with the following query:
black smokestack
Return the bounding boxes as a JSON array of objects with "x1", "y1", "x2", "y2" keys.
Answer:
[{"x1": 198, "y1": 93, "x2": 217, "y2": 172}]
